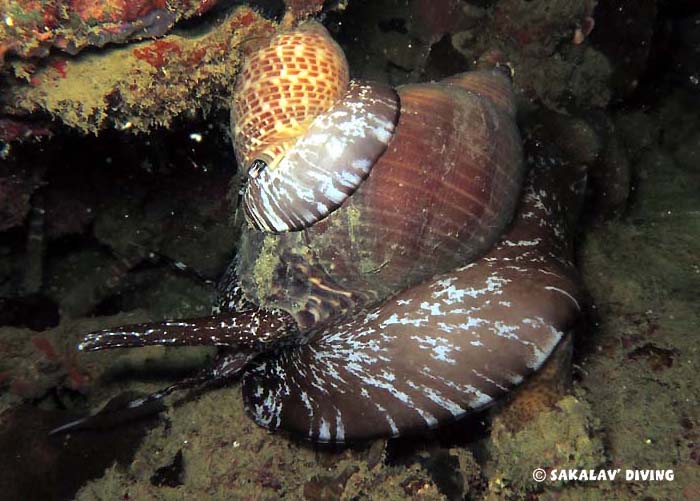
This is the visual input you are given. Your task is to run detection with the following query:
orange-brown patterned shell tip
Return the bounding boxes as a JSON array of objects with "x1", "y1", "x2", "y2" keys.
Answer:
[
  {"x1": 442, "y1": 68, "x2": 517, "y2": 118},
  {"x1": 231, "y1": 21, "x2": 350, "y2": 168}
]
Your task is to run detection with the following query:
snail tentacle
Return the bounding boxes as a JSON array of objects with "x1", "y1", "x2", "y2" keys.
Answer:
[
  {"x1": 79, "y1": 254, "x2": 301, "y2": 353},
  {"x1": 78, "y1": 309, "x2": 299, "y2": 352}
]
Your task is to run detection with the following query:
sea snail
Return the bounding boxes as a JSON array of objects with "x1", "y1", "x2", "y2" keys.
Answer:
[{"x1": 68, "y1": 21, "x2": 586, "y2": 444}]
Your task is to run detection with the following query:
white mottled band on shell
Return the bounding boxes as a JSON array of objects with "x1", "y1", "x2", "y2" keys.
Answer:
[{"x1": 243, "y1": 81, "x2": 399, "y2": 233}]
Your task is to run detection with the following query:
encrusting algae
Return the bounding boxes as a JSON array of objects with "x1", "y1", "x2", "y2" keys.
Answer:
[{"x1": 2, "y1": 6, "x2": 276, "y2": 134}]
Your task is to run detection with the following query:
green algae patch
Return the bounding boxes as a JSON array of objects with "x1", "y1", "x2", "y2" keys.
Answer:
[
  {"x1": 250, "y1": 233, "x2": 285, "y2": 304},
  {"x1": 575, "y1": 104, "x2": 700, "y2": 499},
  {"x1": 484, "y1": 395, "x2": 605, "y2": 498},
  {"x1": 239, "y1": 222, "x2": 325, "y2": 317},
  {"x1": 344, "y1": 203, "x2": 386, "y2": 275},
  {"x1": 74, "y1": 384, "x2": 456, "y2": 500},
  {"x1": 0, "y1": 1, "x2": 220, "y2": 64}
]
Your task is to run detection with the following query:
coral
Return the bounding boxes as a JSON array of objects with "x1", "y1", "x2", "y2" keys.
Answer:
[
  {"x1": 0, "y1": 0, "x2": 332, "y2": 135},
  {"x1": 0, "y1": 117, "x2": 52, "y2": 143},
  {"x1": 329, "y1": 0, "x2": 475, "y2": 86},
  {"x1": 584, "y1": 113, "x2": 632, "y2": 219},
  {"x1": 0, "y1": 0, "x2": 220, "y2": 65},
  {"x1": 329, "y1": 0, "x2": 609, "y2": 110},
  {"x1": 1, "y1": 7, "x2": 277, "y2": 134},
  {"x1": 284, "y1": 0, "x2": 326, "y2": 19},
  {"x1": 575, "y1": 91, "x2": 700, "y2": 499},
  {"x1": 408, "y1": 0, "x2": 466, "y2": 45},
  {"x1": 490, "y1": 0, "x2": 596, "y2": 54},
  {"x1": 590, "y1": 0, "x2": 658, "y2": 99}
]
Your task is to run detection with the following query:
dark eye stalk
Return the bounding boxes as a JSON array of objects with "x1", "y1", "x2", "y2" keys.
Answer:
[{"x1": 248, "y1": 158, "x2": 268, "y2": 179}]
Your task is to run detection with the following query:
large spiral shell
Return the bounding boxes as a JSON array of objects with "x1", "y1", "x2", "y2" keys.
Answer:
[
  {"x1": 243, "y1": 81, "x2": 399, "y2": 233},
  {"x1": 69, "y1": 22, "x2": 587, "y2": 446},
  {"x1": 237, "y1": 68, "x2": 524, "y2": 328},
  {"x1": 240, "y1": 151, "x2": 586, "y2": 443}
]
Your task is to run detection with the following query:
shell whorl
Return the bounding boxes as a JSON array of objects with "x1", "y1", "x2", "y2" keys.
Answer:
[
  {"x1": 304, "y1": 74, "x2": 523, "y2": 293},
  {"x1": 441, "y1": 66, "x2": 517, "y2": 118}
]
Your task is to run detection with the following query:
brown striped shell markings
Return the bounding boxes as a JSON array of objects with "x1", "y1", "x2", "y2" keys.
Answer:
[
  {"x1": 231, "y1": 22, "x2": 399, "y2": 233},
  {"x1": 236, "y1": 65, "x2": 525, "y2": 330}
]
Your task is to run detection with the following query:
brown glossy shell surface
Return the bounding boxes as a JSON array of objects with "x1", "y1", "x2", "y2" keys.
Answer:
[{"x1": 304, "y1": 72, "x2": 523, "y2": 300}]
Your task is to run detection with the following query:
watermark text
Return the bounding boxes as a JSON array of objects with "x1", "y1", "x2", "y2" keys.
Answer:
[{"x1": 532, "y1": 468, "x2": 675, "y2": 483}]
